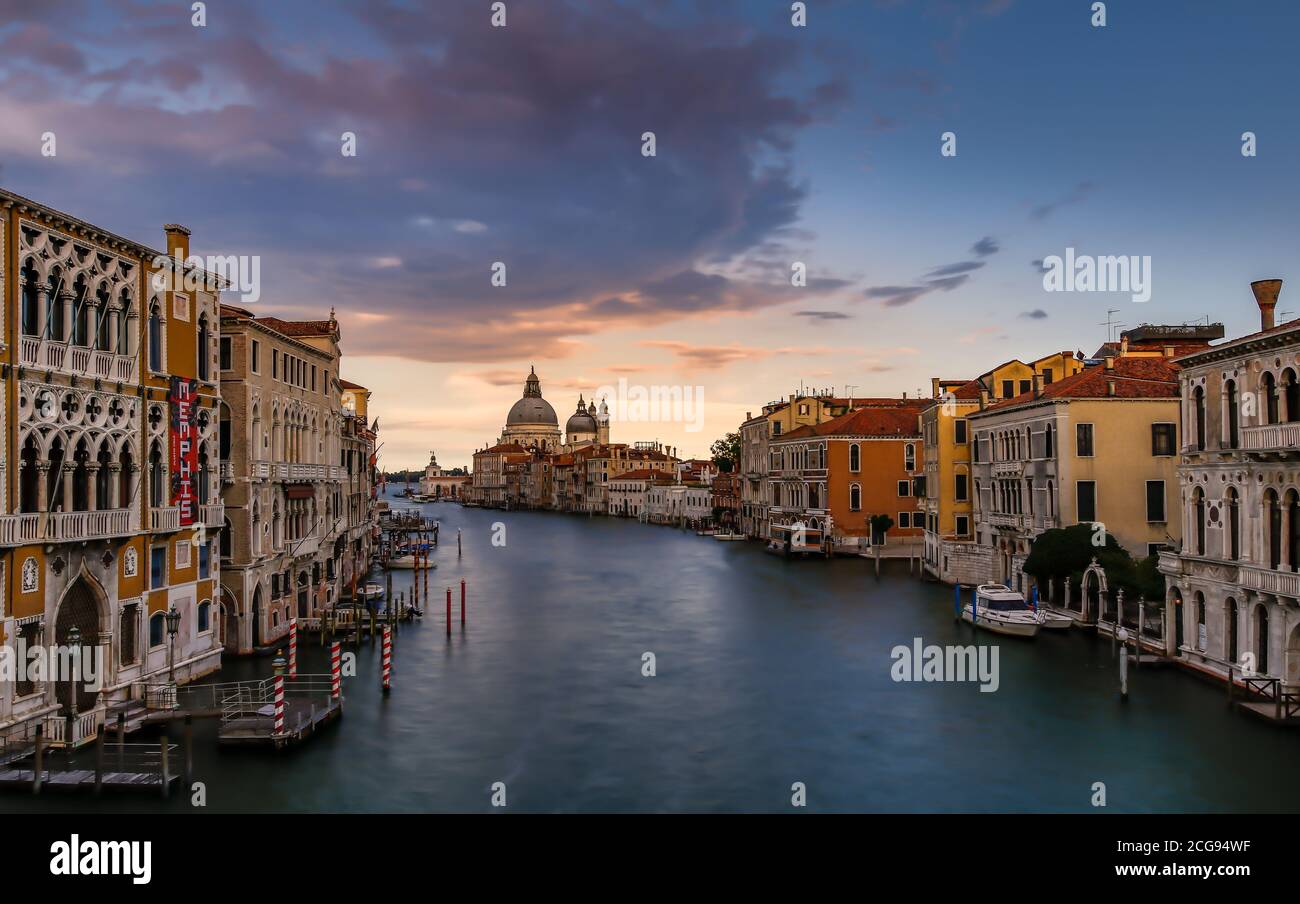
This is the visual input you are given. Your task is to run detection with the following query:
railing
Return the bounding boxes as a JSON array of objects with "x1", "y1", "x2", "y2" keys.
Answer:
[
  {"x1": 202, "y1": 502, "x2": 225, "y2": 527},
  {"x1": 219, "y1": 675, "x2": 336, "y2": 724},
  {"x1": 253, "y1": 461, "x2": 272, "y2": 479},
  {"x1": 1, "y1": 509, "x2": 135, "y2": 545},
  {"x1": 43, "y1": 709, "x2": 105, "y2": 749},
  {"x1": 18, "y1": 337, "x2": 136, "y2": 382},
  {"x1": 150, "y1": 506, "x2": 181, "y2": 532},
  {"x1": 1239, "y1": 563, "x2": 1300, "y2": 599},
  {"x1": 1240, "y1": 423, "x2": 1300, "y2": 452},
  {"x1": 218, "y1": 462, "x2": 235, "y2": 481}
]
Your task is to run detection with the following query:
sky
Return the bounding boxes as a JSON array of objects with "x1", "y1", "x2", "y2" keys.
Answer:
[{"x1": 2, "y1": 0, "x2": 1298, "y2": 470}]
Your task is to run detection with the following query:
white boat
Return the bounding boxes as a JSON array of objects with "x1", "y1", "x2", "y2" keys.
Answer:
[
  {"x1": 386, "y1": 553, "x2": 434, "y2": 570},
  {"x1": 1037, "y1": 607, "x2": 1074, "y2": 629},
  {"x1": 961, "y1": 584, "x2": 1042, "y2": 637},
  {"x1": 363, "y1": 582, "x2": 385, "y2": 600},
  {"x1": 713, "y1": 532, "x2": 746, "y2": 541}
]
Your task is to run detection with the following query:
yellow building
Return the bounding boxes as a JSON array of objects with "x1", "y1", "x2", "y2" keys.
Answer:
[
  {"x1": 922, "y1": 352, "x2": 1083, "y2": 584},
  {"x1": 1, "y1": 189, "x2": 225, "y2": 745},
  {"x1": 968, "y1": 353, "x2": 1186, "y2": 593}
]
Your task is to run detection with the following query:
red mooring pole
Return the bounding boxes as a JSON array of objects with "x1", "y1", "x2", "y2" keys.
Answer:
[
  {"x1": 461, "y1": 579, "x2": 466, "y2": 626},
  {"x1": 446, "y1": 587, "x2": 452, "y2": 637},
  {"x1": 330, "y1": 641, "x2": 341, "y2": 701},
  {"x1": 381, "y1": 626, "x2": 392, "y2": 695},
  {"x1": 288, "y1": 618, "x2": 298, "y2": 677},
  {"x1": 273, "y1": 675, "x2": 285, "y2": 736}
]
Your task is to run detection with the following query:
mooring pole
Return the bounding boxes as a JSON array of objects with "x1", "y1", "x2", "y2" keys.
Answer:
[
  {"x1": 32, "y1": 723, "x2": 44, "y2": 795},
  {"x1": 183, "y1": 714, "x2": 194, "y2": 788},
  {"x1": 160, "y1": 732, "x2": 171, "y2": 798},
  {"x1": 461, "y1": 579, "x2": 467, "y2": 627},
  {"x1": 446, "y1": 586, "x2": 452, "y2": 638},
  {"x1": 94, "y1": 727, "x2": 105, "y2": 796},
  {"x1": 1118, "y1": 629, "x2": 1130, "y2": 702},
  {"x1": 382, "y1": 625, "x2": 392, "y2": 695},
  {"x1": 117, "y1": 712, "x2": 125, "y2": 773}
]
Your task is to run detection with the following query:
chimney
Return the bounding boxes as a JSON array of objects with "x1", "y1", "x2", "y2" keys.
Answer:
[
  {"x1": 163, "y1": 223, "x2": 190, "y2": 260},
  {"x1": 1107, "y1": 380, "x2": 1117, "y2": 397},
  {"x1": 902, "y1": 391, "x2": 908, "y2": 400},
  {"x1": 1104, "y1": 356, "x2": 1115, "y2": 372},
  {"x1": 1033, "y1": 374, "x2": 1044, "y2": 398},
  {"x1": 1252, "y1": 279, "x2": 1283, "y2": 331},
  {"x1": 979, "y1": 389, "x2": 990, "y2": 411},
  {"x1": 931, "y1": 377, "x2": 941, "y2": 399},
  {"x1": 1120, "y1": 334, "x2": 1129, "y2": 356},
  {"x1": 1163, "y1": 345, "x2": 1175, "y2": 358}
]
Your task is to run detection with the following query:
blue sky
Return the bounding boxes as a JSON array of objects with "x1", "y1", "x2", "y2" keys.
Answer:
[{"x1": 2, "y1": 0, "x2": 1297, "y2": 466}]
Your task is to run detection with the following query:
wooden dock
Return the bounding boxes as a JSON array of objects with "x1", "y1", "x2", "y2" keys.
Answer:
[
  {"x1": 215, "y1": 674, "x2": 343, "y2": 749},
  {"x1": 0, "y1": 768, "x2": 177, "y2": 791}
]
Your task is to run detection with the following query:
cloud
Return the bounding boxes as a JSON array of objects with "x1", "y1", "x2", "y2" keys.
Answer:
[
  {"x1": 926, "y1": 260, "x2": 984, "y2": 277},
  {"x1": 971, "y1": 236, "x2": 999, "y2": 257},
  {"x1": 794, "y1": 310, "x2": 852, "y2": 320},
  {"x1": 1020, "y1": 309, "x2": 1048, "y2": 319},
  {"x1": 1030, "y1": 181, "x2": 1095, "y2": 221}
]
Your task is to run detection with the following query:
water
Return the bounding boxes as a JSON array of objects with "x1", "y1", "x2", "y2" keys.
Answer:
[{"x1": 10, "y1": 489, "x2": 1300, "y2": 813}]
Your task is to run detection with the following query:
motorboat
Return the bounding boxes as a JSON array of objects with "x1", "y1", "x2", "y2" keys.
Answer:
[
  {"x1": 713, "y1": 532, "x2": 746, "y2": 541},
  {"x1": 362, "y1": 582, "x2": 385, "y2": 601},
  {"x1": 961, "y1": 584, "x2": 1042, "y2": 637}
]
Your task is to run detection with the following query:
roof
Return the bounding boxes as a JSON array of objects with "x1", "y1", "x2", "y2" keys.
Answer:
[
  {"x1": 1175, "y1": 316, "x2": 1300, "y2": 364},
  {"x1": 478, "y1": 442, "x2": 528, "y2": 455},
  {"x1": 979, "y1": 356, "x2": 1180, "y2": 413},
  {"x1": 254, "y1": 316, "x2": 337, "y2": 338},
  {"x1": 338, "y1": 378, "x2": 368, "y2": 391},
  {"x1": 612, "y1": 468, "x2": 673, "y2": 481},
  {"x1": 777, "y1": 404, "x2": 924, "y2": 440}
]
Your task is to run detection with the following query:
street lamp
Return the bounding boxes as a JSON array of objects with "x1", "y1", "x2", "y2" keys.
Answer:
[
  {"x1": 165, "y1": 605, "x2": 181, "y2": 684},
  {"x1": 66, "y1": 625, "x2": 81, "y2": 758}
]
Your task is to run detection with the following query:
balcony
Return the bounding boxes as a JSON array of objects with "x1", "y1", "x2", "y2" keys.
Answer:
[
  {"x1": 1240, "y1": 423, "x2": 1300, "y2": 453},
  {"x1": 202, "y1": 502, "x2": 225, "y2": 528},
  {"x1": 1, "y1": 509, "x2": 136, "y2": 545},
  {"x1": 19, "y1": 337, "x2": 137, "y2": 383},
  {"x1": 991, "y1": 461, "x2": 1025, "y2": 478},
  {"x1": 1239, "y1": 563, "x2": 1300, "y2": 600},
  {"x1": 219, "y1": 462, "x2": 235, "y2": 481},
  {"x1": 150, "y1": 507, "x2": 182, "y2": 533}
]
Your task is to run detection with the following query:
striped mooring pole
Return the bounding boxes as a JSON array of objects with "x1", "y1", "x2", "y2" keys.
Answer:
[
  {"x1": 330, "y1": 641, "x2": 341, "y2": 701},
  {"x1": 382, "y1": 625, "x2": 392, "y2": 695},
  {"x1": 288, "y1": 618, "x2": 298, "y2": 677},
  {"x1": 273, "y1": 674, "x2": 285, "y2": 736}
]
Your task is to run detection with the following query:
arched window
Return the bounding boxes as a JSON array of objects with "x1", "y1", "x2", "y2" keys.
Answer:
[
  {"x1": 1194, "y1": 592, "x2": 1206, "y2": 651},
  {"x1": 198, "y1": 600, "x2": 211, "y2": 633},
  {"x1": 1226, "y1": 487, "x2": 1240, "y2": 561},
  {"x1": 149, "y1": 440, "x2": 165, "y2": 508},
  {"x1": 118, "y1": 288, "x2": 133, "y2": 355},
  {"x1": 197, "y1": 314, "x2": 210, "y2": 381},
  {"x1": 849, "y1": 443, "x2": 860, "y2": 473},
  {"x1": 148, "y1": 301, "x2": 163, "y2": 372},
  {"x1": 95, "y1": 282, "x2": 112, "y2": 350},
  {"x1": 1266, "y1": 488, "x2": 1282, "y2": 569},
  {"x1": 1044, "y1": 423, "x2": 1054, "y2": 458},
  {"x1": 149, "y1": 612, "x2": 166, "y2": 648},
  {"x1": 1264, "y1": 372, "x2": 1279, "y2": 425},
  {"x1": 1255, "y1": 605, "x2": 1270, "y2": 674},
  {"x1": 1193, "y1": 487, "x2": 1206, "y2": 556},
  {"x1": 1192, "y1": 385, "x2": 1206, "y2": 450},
  {"x1": 849, "y1": 483, "x2": 862, "y2": 511},
  {"x1": 21, "y1": 260, "x2": 40, "y2": 336},
  {"x1": 1046, "y1": 480, "x2": 1055, "y2": 517},
  {"x1": 1288, "y1": 489, "x2": 1300, "y2": 572},
  {"x1": 904, "y1": 443, "x2": 915, "y2": 471},
  {"x1": 221, "y1": 517, "x2": 232, "y2": 558},
  {"x1": 1225, "y1": 379, "x2": 1239, "y2": 449}
]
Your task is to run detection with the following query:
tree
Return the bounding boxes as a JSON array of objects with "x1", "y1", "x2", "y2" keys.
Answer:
[
  {"x1": 869, "y1": 513, "x2": 894, "y2": 545},
  {"x1": 710, "y1": 432, "x2": 741, "y2": 472},
  {"x1": 1022, "y1": 524, "x2": 1164, "y2": 602}
]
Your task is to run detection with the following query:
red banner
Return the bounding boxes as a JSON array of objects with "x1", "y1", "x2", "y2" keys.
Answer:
[{"x1": 170, "y1": 376, "x2": 198, "y2": 526}]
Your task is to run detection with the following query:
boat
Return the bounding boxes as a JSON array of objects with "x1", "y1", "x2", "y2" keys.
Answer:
[
  {"x1": 1037, "y1": 608, "x2": 1074, "y2": 630},
  {"x1": 695, "y1": 529, "x2": 718, "y2": 537},
  {"x1": 386, "y1": 551, "x2": 435, "y2": 570},
  {"x1": 763, "y1": 539, "x2": 818, "y2": 557},
  {"x1": 362, "y1": 582, "x2": 385, "y2": 601},
  {"x1": 713, "y1": 532, "x2": 746, "y2": 541},
  {"x1": 960, "y1": 584, "x2": 1042, "y2": 637}
]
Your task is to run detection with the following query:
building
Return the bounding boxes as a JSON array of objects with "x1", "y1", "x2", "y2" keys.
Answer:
[
  {"x1": 1, "y1": 190, "x2": 225, "y2": 744},
  {"x1": 922, "y1": 351, "x2": 1084, "y2": 584},
  {"x1": 338, "y1": 378, "x2": 378, "y2": 595},
  {"x1": 738, "y1": 393, "x2": 910, "y2": 541},
  {"x1": 470, "y1": 442, "x2": 529, "y2": 508},
  {"x1": 1158, "y1": 280, "x2": 1300, "y2": 681},
  {"x1": 769, "y1": 403, "x2": 927, "y2": 552},
  {"x1": 969, "y1": 351, "x2": 1193, "y2": 593},
  {"x1": 609, "y1": 468, "x2": 674, "y2": 519},
  {"x1": 418, "y1": 449, "x2": 470, "y2": 499},
  {"x1": 498, "y1": 366, "x2": 561, "y2": 452},
  {"x1": 711, "y1": 473, "x2": 741, "y2": 530},
  {"x1": 217, "y1": 305, "x2": 352, "y2": 653}
]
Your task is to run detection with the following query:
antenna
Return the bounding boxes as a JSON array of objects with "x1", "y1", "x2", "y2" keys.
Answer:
[{"x1": 1099, "y1": 309, "x2": 1125, "y2": 343}]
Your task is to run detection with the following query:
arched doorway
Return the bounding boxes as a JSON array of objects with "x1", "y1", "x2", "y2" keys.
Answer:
[
  {"x1": 1255, "y1": 604, "x2": 1271, "y2": 675},
  {"x1": 251, "y1": 584, "x2": 264, "y2": 649},
  {"x1": 54, "y1": 575, "x2": 106, "y2": 714},
  {"x1": 1082, "y1": 559, "x2": 1106, "y2": 624},
  {"x1": 1286, "y1": 623, "x2": 1300, "y2": 686},
  {"x1": 297, "y1": 572, "x2": 310, "y2": 619}
]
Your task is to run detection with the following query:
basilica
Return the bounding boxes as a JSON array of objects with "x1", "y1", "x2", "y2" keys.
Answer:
[{"x1": 497, "y1": 366, "x2": 609, "y2": 452}]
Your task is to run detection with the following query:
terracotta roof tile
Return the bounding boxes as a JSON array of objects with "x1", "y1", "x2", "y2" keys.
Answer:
[{"x1": 981, "y1": 356, "x2": 1180, "y2": 412}]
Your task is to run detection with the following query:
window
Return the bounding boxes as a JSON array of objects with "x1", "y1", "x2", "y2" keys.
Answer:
[
  {"x1": 849, "y1": 483, "x2": 861, "y2": 511},
  {"x1": 1077, "y1": 481, "x2": 1097, "y2": 522},
  {"x1": 312, "y1": 365, "x2": 317, "y2": 392},
  {"x1": 956, "y1": 515, "x2": 970, "y2": 536},
  {"x1": 1076, "y1": 423, "x2": 1094, "y2": 457},
  {"x1": 772, "y1": 422, "x2": 782, "y2": 437},
  {"x1": 1226, "y1": 380, "x2": 1240, "y2": 449},
  {"x1": 148, "y1": 303, "x2": 163, "y2": 372},
  {"x1": 1147, "y1": 543, "x2": 1167, "y2": 558},
  {"x1": 198, "y1": 600, "x2": 211, "y2": 633},
  {"x1": 1042, "y1": 368, "x2": 1054, "y2": 385},
  {"x1": 1146, "y1": 480, "x2": 1166, "y2": 522},
  {"x1": 849, "y1": 443, "x2": 860, "y2": 472},
  {"x1": 199, "y1": 542, "x2": 211, "y2": 579},
  {"x1": 273, "y1": 349, "x2": 279, "y2": 379},
  {"x1": 904, "y1": 443, "x2": 916, "y2": 471},
  {"x1": 150, "y1": 545, "x2": 167, "y2": 589},
  {"x1": 897, "y1": 480, "x2": 910, "y2": 497},
  {"x1": 120, "y1": 603, "x2": 139, "y2": 665},
  {"x1": 1151, "y1": 423, "x2": 1176, "y2": 456},
  {"x1": 954, "y1": 419, "x2": 968, "y2": 444},
  {"x1": 898, "y1": 512, "x2": 911, "y2": 529},
  {"x1": 798, "y1": 403, "x2": 809, "y2": 416},
  {"x1": 1002, "y1": 380, "x2": 1014, "y2": 399},
  {"x1": 149, "y1": 612, "x2": 166, "y2": 648},
  {"x1": 1194, "y1": 384, "x2": 1208, "y2": 447},
  {"x1": 1019, "y1": 379, "x2": 1031, "y2": 396},
  {"x1": 175, "y1": 539, "x2": 191, "y2": 570},
  {"x1": 1044, "y1": 423, "x2": 1054, "y2": 458},
  {"x1": 252, "y1": 339, "x2": 261, "y2": 374},
  {"x1": 220, "y1": 336, "x2": 232, "y2": 370},
  {"x1": 955, "y1": 473, "x2": 969, "y2": 502}
]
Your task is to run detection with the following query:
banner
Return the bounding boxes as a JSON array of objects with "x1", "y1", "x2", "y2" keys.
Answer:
[{"x1": 170, "y1": 376, "x2": 199, "y2": 526}]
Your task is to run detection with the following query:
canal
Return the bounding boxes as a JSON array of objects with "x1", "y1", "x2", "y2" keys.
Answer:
[{"x1": 10, "y1": 488, "x2": 1300, "y2": 813}]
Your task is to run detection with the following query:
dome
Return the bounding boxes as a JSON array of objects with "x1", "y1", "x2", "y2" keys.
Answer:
[
  {"x1": 566, "y1": 396, "x2": 598, "y2": 435},
  {"x1": 507, "y1": 396, "x2": 558, "y2": 426},
  {"x1": 506, "y1": 367, "x2": 558, "y2": 426}
]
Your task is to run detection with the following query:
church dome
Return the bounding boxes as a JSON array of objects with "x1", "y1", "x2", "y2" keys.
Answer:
[
  {"x1": 566, "y1": 395, "x2": 598, "y2": 435},
  {"x1": 506, "y1": 367, "x2": 559, "y2": 426}
]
